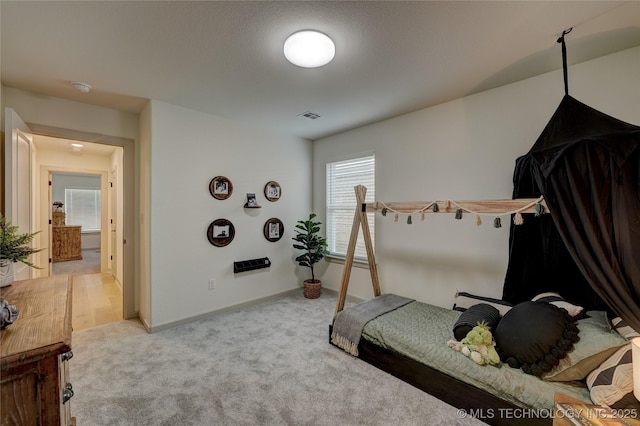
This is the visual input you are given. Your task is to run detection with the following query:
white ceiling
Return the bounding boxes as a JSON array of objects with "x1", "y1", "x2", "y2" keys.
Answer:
[
  {"x1": 34, "y1": 134, "x2": 118, "y2": 157},
  {"x1": 2, "y1": 1, "x2": 639, "y2": 140}
]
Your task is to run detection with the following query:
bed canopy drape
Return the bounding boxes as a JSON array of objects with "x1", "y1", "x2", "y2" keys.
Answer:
[{"x1": 502, "y1": 33, "x2": 640, "y2": 333}]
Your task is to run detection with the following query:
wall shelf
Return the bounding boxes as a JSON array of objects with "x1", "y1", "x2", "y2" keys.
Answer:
[{"x1": 234, "y1": 257, "x2": 271, "y2": 273}]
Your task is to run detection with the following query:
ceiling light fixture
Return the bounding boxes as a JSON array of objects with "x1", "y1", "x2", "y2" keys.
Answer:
[
  {"x1": 284, "y1": 30, "x2": 335, "y2": 68},
  {"x1": 71, "y1": 143, "x2": 84, "y2": 151},
  {"x1": 71, "y1": 81, "x2": 92, "y2": 93}
]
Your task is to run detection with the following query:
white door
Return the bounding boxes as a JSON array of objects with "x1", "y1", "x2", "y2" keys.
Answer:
[
  {"x1": 4, "y1": 108, "x2": 36, "y2": 280},
  {"x1": 47, "y1": 171, "x2": 53, "y2": 277}
]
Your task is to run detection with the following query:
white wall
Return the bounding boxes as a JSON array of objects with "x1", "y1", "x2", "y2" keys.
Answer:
[
  {"x1": 1, "y1": 87, "x2": 138, "y2": 140},
  {"x1": 313, "y1": 46, "x2": 640, "y2": 309},
  {"x1": 147, "y1": 100, "x2": 312, "y2": 329},
  {"x1": 51, "y1": 173, "x2": 101, "y2": 205}
]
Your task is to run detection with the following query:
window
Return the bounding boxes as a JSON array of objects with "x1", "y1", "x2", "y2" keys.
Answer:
[
  {"x1": 65, "y1": 188, "x2": 101, "y2": 232},
  {"x1": 326, "y1": 154, "x2": 375, "y2": 260}
]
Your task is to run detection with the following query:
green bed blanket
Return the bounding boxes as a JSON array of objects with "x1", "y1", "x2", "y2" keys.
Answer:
[{"x1": 361, "y1": 300, "x2": 593, "y2": 411}]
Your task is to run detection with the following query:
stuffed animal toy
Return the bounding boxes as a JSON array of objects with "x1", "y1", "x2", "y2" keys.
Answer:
[{"x1": 448, "y1": 322, "x2": 500, "y2": 366}]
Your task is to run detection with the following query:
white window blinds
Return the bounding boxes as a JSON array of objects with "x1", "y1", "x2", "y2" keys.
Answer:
[
  {"x1": 65, "y1": 188, "x2": 101, "y2": 232},
  {"x1": 326, "y1": 154, "x2": 375, "y2": 259}
]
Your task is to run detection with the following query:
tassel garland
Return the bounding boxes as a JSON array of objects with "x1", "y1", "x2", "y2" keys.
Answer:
[
  {"x1": 377, "y1": 196, "x2": 544, "y2": 229},
  {"x1": 513, "y1": 212, "x2": 524, "y2": 225}
]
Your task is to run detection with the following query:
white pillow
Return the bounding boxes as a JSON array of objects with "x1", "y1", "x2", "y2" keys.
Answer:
[
  {"x1": 532, "y1": 292, "x2": 583, "y2": 317},
  {"x1": 611, "y1": 316, "x2": 640, "y2": 339},
  {"x1": 586, "y1": 344, "x2": 634, "y2": 408}
]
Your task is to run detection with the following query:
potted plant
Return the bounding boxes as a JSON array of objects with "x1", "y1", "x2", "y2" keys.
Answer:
[
  {"x1": 0, "y1": 214, "x2": 43, "y2": 287},
  {"x1": 292, "y1": 213, "x2": 329, "y2": 299}
]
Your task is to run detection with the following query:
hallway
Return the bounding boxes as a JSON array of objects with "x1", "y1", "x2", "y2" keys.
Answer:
[
  {"x1": 52, "y1": 249, "x2": 123, "y2": 331},
  {"x1": 71, "y1": 273, "x2": 123, "y2": 331}
]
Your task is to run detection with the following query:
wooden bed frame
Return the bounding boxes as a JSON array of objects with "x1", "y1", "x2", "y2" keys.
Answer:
[
  {"x1": 332, "y1": 185, "x2": 552, "y2": 425},
  {"x1": 329, "y1": 324, "x2": 551, "y2": 425}
]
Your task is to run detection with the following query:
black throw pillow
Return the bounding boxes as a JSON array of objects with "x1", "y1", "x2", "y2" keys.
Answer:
[
  {"x1": 494, "y1": 301, "x2": 579, "y2": 376},
  {"x1": 452, "y1": 303, "x2": 501, "y2": 341}
]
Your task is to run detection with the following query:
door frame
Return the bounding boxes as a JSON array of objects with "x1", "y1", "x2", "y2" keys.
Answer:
[
  {"x1": 27, "y1": 123, "x2": 136, "y2": 320},
  {"x1": 44, "y1": 168, "x2": 109, "y2": 276}
]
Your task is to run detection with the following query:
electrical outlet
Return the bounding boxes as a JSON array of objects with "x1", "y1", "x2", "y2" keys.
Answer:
[{"x1": 208, "y1": 279, "x2": 216, "y2": 290}]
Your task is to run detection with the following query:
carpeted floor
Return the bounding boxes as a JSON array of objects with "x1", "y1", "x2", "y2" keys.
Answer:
[
  {"x1": 71, "y1": 291, "x2": 483, "y2": 425},
  {"x1": 53, "y1": 249, "x2": 101, "y2": 275}
]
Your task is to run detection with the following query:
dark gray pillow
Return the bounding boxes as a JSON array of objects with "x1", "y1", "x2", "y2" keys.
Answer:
[
  {"x1": 453, "y1": 303, "x2": 501, "y2": 341},
  {"x1": 494, "y1": 301, "x2": 579, "y2": 376}
]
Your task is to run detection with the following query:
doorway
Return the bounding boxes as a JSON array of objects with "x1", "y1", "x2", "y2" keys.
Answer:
[
  {"x1": 5, "y1": 111, "x2": 136, "y2": 324},
  {"x1": 50, "y1": 172, "x2": 102, "y2": 275},
  {"x1": 35, "y1": 135, "x2": 125, "y2": 330}
]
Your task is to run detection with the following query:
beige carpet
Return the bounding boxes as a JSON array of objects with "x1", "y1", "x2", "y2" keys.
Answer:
[{"x1": 71, "y1": 291, "x2": 483, "y2": 425}]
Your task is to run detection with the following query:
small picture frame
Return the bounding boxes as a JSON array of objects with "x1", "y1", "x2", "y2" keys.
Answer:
[
  {"x1": 263, "y1": 218, "x2": 284, "y2": 242},
  {"x1": 213, "y1": 225, "x2": 230, "y2": 238},
  {"x1": 209, "y1": 176, "x2": 233, "y2": 200},
  {"x1": 207, "y1": 219, "x2": 235, "y2": 247},
  {"x1": 244, "y1": 193, "x2": 260, "y2": 208},
  {"x1": 264, "y1": 181, "x2": 281, "y2": 202}
]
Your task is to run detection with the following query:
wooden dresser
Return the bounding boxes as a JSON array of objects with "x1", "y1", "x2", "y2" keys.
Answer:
[
  {"x1": 52, "y1": 226, "x2": 82, "y2": 262},
  {"x1": 0, "y1": 275, "x2": 75, "y2": 425}
]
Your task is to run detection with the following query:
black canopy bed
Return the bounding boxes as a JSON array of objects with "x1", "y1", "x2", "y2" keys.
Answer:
[{"x1": 329, "y1": 34, "x2": 640, "y2": 425}]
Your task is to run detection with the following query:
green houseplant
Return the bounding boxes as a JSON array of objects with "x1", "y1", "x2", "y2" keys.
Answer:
[
  {"x1": 292, "y1": 213, "x2": 329, "y2": 299},
  {"x1": 0, "y1": 214, "x2": 43, "y2": 287}
]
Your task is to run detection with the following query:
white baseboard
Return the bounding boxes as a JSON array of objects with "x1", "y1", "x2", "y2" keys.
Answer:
[{"x1": 146, "y1": 288, "x2": 301, "y2": 333}]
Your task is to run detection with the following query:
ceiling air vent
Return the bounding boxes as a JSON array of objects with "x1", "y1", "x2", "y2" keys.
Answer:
[{"x1": 297, "y1": 111, "x2": 322, "y2": 120}]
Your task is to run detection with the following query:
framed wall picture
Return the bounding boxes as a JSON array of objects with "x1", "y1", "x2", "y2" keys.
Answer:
[
  {"x1": 263, "y1": 218, "x2": 284, "y2": 242},
  {"x1": 207, "y1": 219, "x2": 235, "y2": 247},
  {"x1": 209, "y1": 176, "x2": 233, "y2": 200},
  {"x1": 264, "y1": 181, "x2": 281, "y2": 202}
]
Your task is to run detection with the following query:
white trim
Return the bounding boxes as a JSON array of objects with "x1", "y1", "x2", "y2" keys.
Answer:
[
  {"x1": 145, "y1": 288, "x2": 301, "y2": 333},
  {"x1": 325, "y1": 150, "x2": 375, "y2": 165}
]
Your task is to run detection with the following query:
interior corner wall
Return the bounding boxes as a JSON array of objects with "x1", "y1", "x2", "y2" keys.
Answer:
[
  {"x1": 148, "y1": 100, "x2": 312, "y2": 329},
  {"x1": 313, "y1": 46, "x2": 640, "y2": 309},
  {"x1": 138, "y1": 102, "x2": 152, "y2": 328}
]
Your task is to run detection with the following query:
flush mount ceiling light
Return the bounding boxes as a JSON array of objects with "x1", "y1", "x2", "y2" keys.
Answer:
[
  {"x1": 71, "y1": 81, "x2": 92, "y2": 93},
  {"x1": 284, "y1": 30, "x2": 335, "y2": 68},
  {"x1": 71, "y1": 143, "x2": 84, "y2": 151}
]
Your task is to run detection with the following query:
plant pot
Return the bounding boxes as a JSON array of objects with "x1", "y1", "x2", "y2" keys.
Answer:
[
  {"x1": 303, "y1": 279, "x2": 322, "y2": 299},
  {"x1": 0, "y1": 260, "x2": 15, "y2": 288}
]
